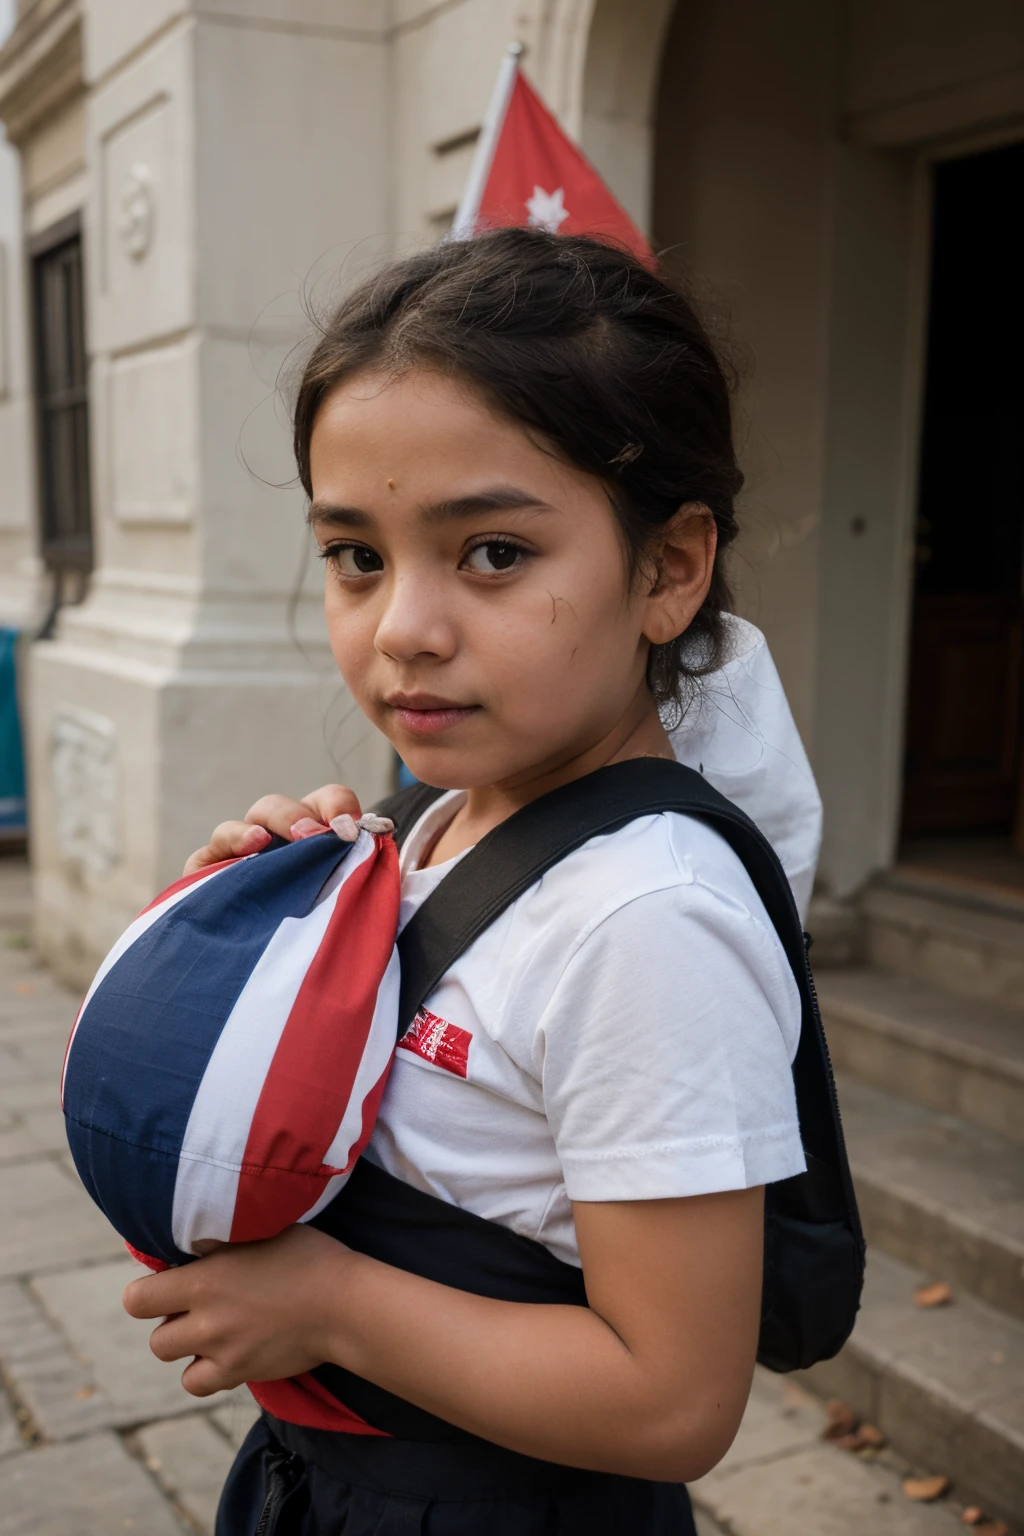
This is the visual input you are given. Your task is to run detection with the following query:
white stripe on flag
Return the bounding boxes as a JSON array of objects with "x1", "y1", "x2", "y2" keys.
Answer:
[
  {"x1": 324, "y1": 946, "x2": 399, "y2": 1172},
  {"x1": 170, "y1": 834, "x2": 377, "y2": 1255}
]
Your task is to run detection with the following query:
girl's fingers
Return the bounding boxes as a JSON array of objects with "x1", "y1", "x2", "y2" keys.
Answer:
[
  {"x1": 182, "y1": 822, "x2": 271, "y2": 876},
  {"x1": 183, "y1": 784, "x2": 363, "y2": 876},
  {"x1": 180, "y1": 1355, "x2": 236, "y2": 1398},
  {"x1": 244, "y1": 794, "x2": 323, "y2": 838},
  {"x1": 301, "y1": 785, "x2": 363, "y2": 825},
  {"x1": 243, "y1": 787, "x2": 362, "y2": 841},
  {"x1": 147, "y1": 1316, "x2": 196, "y2": 1363}
]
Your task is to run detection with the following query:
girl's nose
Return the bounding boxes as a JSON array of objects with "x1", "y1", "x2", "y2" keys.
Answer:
[{"x1": 374, "y1": 576, "x2": 458, "y2": 663}]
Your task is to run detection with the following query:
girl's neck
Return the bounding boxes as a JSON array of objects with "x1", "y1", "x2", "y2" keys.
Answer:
[{"x1": 422, "y1": 695, "x2": 674, "y2": 869}]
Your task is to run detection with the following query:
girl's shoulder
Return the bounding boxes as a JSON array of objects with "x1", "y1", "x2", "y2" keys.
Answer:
[
  {"x1": 491, "y1": 809, "x2": 799, "y2": 1045},
  {"x1": 402, "y1": 792, "x2": 795, "y2": 1017},
  {"x1": 524, "y1": 808, "x2": 777, "y2": 940},
  {"x1": 502, "y1": 809, "x2": 802, "y2": 1092}
]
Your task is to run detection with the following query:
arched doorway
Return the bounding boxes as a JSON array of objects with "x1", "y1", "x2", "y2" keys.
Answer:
[
  {"x1": 536, "y1": 0, "x2": 675, "y2": 232},
  {"x1": 565, "y1": 0, "x2": 1024, "y2": 899},
  {"x1": 649, "y1": 1, "x2": 924, "y2": 902}
]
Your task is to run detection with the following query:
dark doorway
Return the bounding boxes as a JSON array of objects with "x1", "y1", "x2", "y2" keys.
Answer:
[{"x1": 900, "y1": 140, "x2": 1024, "y2": 865}]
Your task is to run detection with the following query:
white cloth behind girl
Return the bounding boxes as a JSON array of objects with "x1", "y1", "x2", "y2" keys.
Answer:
[{"x1": 666, "y1": 614, "x2": 822, "y2": 923}]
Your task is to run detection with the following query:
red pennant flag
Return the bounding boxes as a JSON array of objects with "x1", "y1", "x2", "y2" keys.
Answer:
[{"x1": 453, "y1": 46, "x2": 652, "y2": 264}]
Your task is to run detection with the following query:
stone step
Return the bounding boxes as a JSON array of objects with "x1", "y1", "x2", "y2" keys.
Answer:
[
  {"x1": 816, "y1": 967, "x2": 1024, "y2": 1144},
  {"x1": 837, "y1": 1073, "x2": 1024, "y2": 1321},
  {"x1": 693, "y1": 1367, "x2": 978, "y2": 1535},
  {"x1": 799, "y1": 1247, "x2": 1024, "y2": 1528},
  {"x1": 862, "y1": 872, "x2": 1024, "y2": 1012}
]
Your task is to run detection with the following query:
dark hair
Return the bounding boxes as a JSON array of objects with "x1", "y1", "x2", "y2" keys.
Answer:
[{"x1": 293, "y1": 228, "x2": 742, "y2": 714}]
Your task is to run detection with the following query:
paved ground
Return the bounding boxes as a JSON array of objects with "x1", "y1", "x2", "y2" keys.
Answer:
[
  {"x1": 0, "y1": 858, "x2": 984, "y2": 1533},
  {"x1": 0, "y1": 860, "x2": 260, "y2": 1534}
]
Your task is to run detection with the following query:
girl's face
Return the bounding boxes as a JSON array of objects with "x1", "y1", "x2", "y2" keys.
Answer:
[{"x1": 308, "y1": 367, "x2": 704, "y2": 792}]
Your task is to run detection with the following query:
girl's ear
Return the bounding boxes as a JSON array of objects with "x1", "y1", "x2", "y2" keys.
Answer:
[{"x1": 641, "y1": 503, "x2": 718, "y2": 647}]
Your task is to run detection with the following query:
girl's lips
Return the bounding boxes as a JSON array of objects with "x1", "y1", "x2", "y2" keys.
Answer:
[{"x1": 391, "y1": 704, "x2": 481, "y2": 736}]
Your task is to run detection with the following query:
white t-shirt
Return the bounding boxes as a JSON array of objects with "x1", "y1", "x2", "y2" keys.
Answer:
[{"x1": 367, "y1": 796, "x2": 806, "y2": 1269}]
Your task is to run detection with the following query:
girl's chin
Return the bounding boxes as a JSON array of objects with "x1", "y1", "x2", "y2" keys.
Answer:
[{"x1": 390, "y1": 741, "x2": 507, "y2": 791}]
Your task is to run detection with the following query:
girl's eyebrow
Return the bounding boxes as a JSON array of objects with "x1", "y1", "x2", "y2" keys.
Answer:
[{"x1": 308, "y1": 486, "x2": 553, "y2": 530}]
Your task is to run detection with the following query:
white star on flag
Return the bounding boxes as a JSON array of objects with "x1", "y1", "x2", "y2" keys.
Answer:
[{"x1": 525, "y1": 185, "x2": 569, "y2": 233}]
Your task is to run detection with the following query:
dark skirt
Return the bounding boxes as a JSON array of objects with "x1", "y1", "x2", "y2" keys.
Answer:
[{"x1": 215, "y1": 1414, "x2": 697, "y2": 1536}]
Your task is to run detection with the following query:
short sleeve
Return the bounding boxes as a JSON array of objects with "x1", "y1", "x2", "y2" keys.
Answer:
[{"x1": 536, "y1": 881, "x2": 806, "y2": 1202}]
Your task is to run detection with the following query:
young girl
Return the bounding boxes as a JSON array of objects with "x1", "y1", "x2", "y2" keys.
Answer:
[{"x1": 123, "y1": 229, "x2": 813, "y2": 1535}]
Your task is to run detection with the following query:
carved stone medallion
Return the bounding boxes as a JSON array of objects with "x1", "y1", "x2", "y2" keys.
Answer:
[{"x1": 117, "y1": 163, "x2": 155, "y2": 262}]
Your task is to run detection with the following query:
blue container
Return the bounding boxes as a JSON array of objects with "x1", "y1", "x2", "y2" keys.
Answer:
[{"x1": 0, "y1": 629, "x2": 26, "y2": 833}]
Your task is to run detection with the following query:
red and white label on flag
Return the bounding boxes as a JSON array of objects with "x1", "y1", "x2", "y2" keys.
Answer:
[
  {"x1": 398, "y1": 1008, "x2": 472, "y2": 1078},
  {"x1": 475, "y1": 69, "x2": 651, "y2": 264}
]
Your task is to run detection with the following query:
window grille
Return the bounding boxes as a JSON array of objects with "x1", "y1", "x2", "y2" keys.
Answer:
[{"x1": 31, "y1": 218, "x2": 92, "y2": 574}]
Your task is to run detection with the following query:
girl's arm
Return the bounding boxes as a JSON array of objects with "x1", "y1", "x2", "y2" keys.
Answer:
[{"x1": 124, "y1": 1185, "x2": 763, "y2": 1484}]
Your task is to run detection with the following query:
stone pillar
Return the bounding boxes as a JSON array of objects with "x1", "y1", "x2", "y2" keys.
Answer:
[
  {"x1": 29, "y1": 2, "x2": 394, "y2": 986},
  {"x1": 0, "y1": 123, "x2": 41, "y2": 630}
]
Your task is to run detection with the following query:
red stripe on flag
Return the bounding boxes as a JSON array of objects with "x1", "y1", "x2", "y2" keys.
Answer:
[
  {"x1": 248, "y1": 1373, "x2": 390, "y2": 1436},
  {"x1": 124, "y1": 1241, "x2": 170, "y2": 1272},
  {"x1": 229, "y1": 836, "x2": 400, "y2": 1243}
]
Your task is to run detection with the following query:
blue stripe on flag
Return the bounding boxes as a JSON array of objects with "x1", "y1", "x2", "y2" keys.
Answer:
[{"x1": 63, "y1": 834, "x2": 354, "y2": 1264}]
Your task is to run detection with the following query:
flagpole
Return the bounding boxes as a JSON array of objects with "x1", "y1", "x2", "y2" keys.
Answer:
[{"x1": 451, "y1": 42, "x2": 523, "y2": 238}]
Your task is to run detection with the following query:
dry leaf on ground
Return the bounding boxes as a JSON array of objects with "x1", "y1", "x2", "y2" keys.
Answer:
[
  {"x1": 821, "y1": 1399, "x2": 858, "y2": 1440},
  {"x1": 914, "y1": 1281, "x2": 954, "y2": 1308},
  {"x1": 903, "y1": 1474, "x2": 951, "y2": 1501},
  {"x1": 833, "y1": 1423, "x2": 887, "y2": 1453}
]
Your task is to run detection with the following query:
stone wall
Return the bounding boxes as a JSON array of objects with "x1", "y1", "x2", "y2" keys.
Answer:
[{"x1": 2, "y1": 0, "x2": 1024, "y2": 972}]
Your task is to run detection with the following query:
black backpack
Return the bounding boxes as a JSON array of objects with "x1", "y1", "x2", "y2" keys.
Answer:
[{"x1": 376, "y1": 757, "x2": 865, "y2": 1372}]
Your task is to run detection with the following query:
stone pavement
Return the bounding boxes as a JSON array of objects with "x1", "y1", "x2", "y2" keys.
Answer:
[
  {"x1": 0, "y1": 859, "x2": 261, "y2": 1534},
  {"x1": 0, "y1": 858, "x2": 986, "y2": 1534}
]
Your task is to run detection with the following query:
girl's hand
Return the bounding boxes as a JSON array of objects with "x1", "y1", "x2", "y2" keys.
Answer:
[
  {"x1": 122, "y1": 1225, "x2": 350, "y2": 1397},
  {"x1": 183, "y1": 784, "x2": 362, "y2": 875}
]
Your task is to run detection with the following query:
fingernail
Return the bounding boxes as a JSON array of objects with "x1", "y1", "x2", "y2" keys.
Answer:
[
  {"x1": 242, "y1": 826, "x2": 272, "y2": 850},
  {"x1": 290, "y1": 817, "x2": 328, "y2": 840},
  {"x1": 357, "y1": 814, "x2": 395, "y2": 836},
  {"x1": 329, "y1": 813, "x2": 359, "y2": 842}
]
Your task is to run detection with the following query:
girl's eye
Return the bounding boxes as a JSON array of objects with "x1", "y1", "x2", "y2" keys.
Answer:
[
  {"x1": 462, "y1": 541, "x2": 529, "y2": 575},
  {"x1": 322, "y1": 543, "x2": 383, "y2": 577}
]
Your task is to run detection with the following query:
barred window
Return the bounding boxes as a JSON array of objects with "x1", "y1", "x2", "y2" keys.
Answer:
[{"x1": 31, "y1": 216, "x2": 92, "y2": 574}]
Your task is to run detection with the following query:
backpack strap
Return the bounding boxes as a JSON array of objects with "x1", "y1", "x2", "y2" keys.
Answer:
[
  {"x1": 374, "y1": 758, "x2": 863, "y2": 1370},
  {"x1": 393, "y1": 758, "x2": 858, "y2": 1214}
]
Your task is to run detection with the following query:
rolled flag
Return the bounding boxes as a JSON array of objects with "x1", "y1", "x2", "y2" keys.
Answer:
[
  {"x1": 61, "y1": 821, "x2": 401, "y2": 1269},
  {"x1": 453, "y1": 43, "x2": 652, "y2": 263}
]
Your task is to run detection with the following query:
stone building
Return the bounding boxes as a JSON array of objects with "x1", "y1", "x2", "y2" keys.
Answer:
[
  {"x1": 3, "y1": 4, "x2": 1024, "y2": 1523},
  {"x1": 0, "y1": 0, "x2": 1022, "y2": 979}
]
